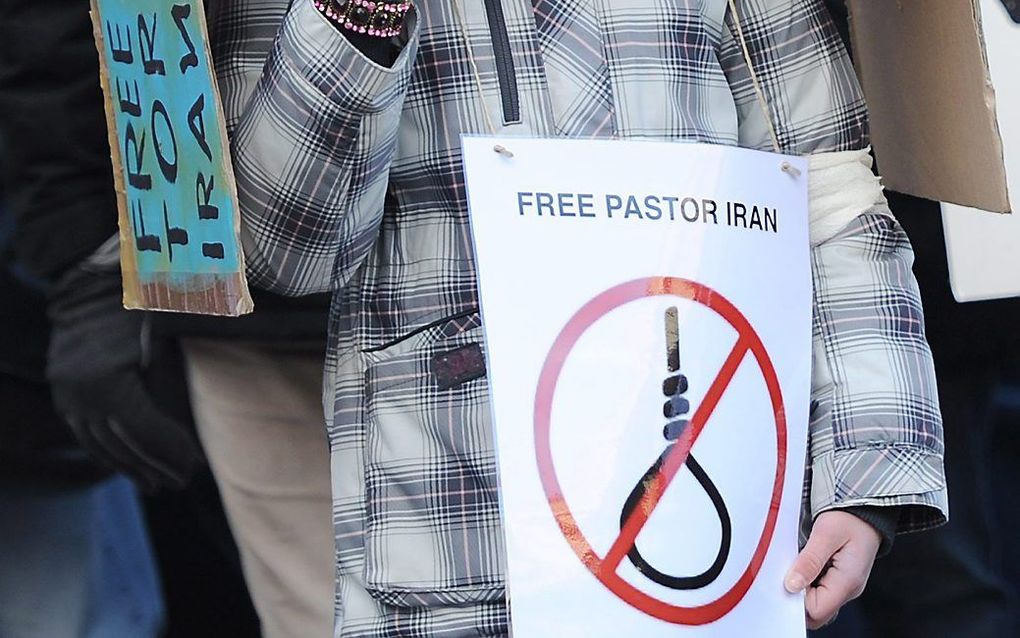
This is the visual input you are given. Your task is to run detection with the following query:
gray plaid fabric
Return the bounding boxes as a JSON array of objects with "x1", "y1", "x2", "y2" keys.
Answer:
[
  {"x1": 209, "y1": 1, "x2": 947, "y2": 635},
  {"x1": 806, "y1": 211, "x2": 947, "y2": 541}
]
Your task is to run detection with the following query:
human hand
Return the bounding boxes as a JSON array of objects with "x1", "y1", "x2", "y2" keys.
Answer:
[
  {"x1": 47, "y1": 265, "x2": 201, "y2": 492},
  {"x1": 53, "y1": 368, "x2": 201, "y2": 492},
  {"x1": 784, "y1": 510, "x2": 882, "y2": 629}
]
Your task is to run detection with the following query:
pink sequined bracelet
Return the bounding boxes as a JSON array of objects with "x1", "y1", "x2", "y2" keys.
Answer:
[{"x1": 313, "y1": 0, "x2": 411, "y2": 38}]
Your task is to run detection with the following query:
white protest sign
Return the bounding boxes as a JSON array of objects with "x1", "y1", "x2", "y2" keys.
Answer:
[{"x1": 462, "y1": 137, "x2": 811, "y2": 637}]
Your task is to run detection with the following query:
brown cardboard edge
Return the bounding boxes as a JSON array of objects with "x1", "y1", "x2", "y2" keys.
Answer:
[
  {"x1": 89, "y1": 1, "x2": 145, "y2": 308},
  {"x1": 131, "y1": 272, "x2": 253, "y2": 316},
  {"x1": 196, "y1": 0, "x2": 254, "y2": 315},
  {"x1": 848, "y1": 0, "x2": 1012, "y2": 214},
  {"x1": 970, "y1": 0, "x2": 1012, "y2": 213}
]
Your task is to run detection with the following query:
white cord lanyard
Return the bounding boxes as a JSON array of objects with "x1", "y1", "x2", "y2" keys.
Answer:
[{"x1": 726, "y1": 0, "x2": 782, "y2": 154}]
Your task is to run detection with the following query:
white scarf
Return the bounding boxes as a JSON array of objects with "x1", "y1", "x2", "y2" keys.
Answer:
[{"x1": 808, "y1": 147, "x2": 892, "y2": 246}]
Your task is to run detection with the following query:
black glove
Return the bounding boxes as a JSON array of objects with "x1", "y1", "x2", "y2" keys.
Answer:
[{"x1": 47, "y1": 264, "x2": 201, "y2": 492}]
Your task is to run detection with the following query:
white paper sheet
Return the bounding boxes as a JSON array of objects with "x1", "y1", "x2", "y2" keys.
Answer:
[{"x1": 463, "y1": 137, "x2": 812, "y2": 637}]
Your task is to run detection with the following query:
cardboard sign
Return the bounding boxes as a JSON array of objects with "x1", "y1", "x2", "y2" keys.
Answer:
[
  {"x1": 943, "y1": 0, "x2": 1020, "y2": 301},
  {"x1": 90, "y1": 0, "x2": 252, "y2": 316},
  {"x1": 463, "y1": 137, "x2": 812, "y2": 637},
  {"x1": 849, "y1": 0, "x2": 1011, "y2": 213}
]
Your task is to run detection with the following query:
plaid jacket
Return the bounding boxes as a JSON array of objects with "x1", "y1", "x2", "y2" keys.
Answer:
[{"x1": 209, "y1": 1, "x2": 948, "y2": 635}]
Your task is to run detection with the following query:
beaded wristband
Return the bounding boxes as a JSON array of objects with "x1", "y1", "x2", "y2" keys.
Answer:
[{"x1": 313, "y1": 0, "x2": 411, "y2": 38}]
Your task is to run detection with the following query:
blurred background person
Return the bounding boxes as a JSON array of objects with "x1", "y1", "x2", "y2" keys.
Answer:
[
  {"x1": 0, "y1": 2, "x2": 263, "y2": 636},
  {"x1": 0, "y1": 177, "x2": 164, "y2": 638},
  {"x1": 165, "y1": 3, "x2": 338, "y2": 635},
  {"x1": 1, "y1": 1, "x2": 337, "y2": 635}
]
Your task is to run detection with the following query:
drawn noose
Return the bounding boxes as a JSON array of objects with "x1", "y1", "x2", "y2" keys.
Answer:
[{"x1": 618, "y1": 307, "x2": 732, "y2": 590}]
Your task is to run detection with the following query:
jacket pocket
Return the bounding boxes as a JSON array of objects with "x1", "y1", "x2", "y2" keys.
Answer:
[{"x1": 361, "y1": 312, "x2": 506, "y2": 607}]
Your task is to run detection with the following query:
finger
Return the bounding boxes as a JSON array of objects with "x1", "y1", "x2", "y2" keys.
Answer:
[
  {"x1": 112, "y1": 372, "x2": 203, "y2": 467},
  {"x1": 88, "y1": 418, "x2": 164, "y2": 492},
  {"x1": 785, "y1": 522, "x2": 846, "y2": 593},
  {"x1": 107, "y1": 418, "x2": 190, "y2": 490},
  {"x1": 804, "y1": 559, "x2": 868, "y2": 630},
  {"x1": 101, "y1": 372, "x2": 201, "y2": 490},
  {"x1": 66, "y1": 416, "x2": 122, "y2": 475}
]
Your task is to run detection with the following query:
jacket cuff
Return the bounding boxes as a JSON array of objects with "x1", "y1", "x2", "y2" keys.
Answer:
[
  {"x1": 838, "y1": 505, "x2": 899, "y2": 557},
  {"x1": 277, "y1": 0, "x2": 420, "y2": 112},
  {"x1": 810, "y1": 444, "x2": 948, "y2": 534}
]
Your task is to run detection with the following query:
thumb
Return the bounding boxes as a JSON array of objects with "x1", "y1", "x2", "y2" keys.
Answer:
[{"x1": 785, "y1": 521, "x2": 846, "y2": 593}]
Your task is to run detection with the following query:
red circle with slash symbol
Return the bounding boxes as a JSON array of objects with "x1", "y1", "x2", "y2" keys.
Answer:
[{"x1": 533, "y1": 277, "x2": 787, "y2": 625}]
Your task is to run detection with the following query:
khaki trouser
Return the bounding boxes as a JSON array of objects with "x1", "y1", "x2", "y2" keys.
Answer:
[{"x1": 183, "y1": 340, "x2": 334, "y2": 638}]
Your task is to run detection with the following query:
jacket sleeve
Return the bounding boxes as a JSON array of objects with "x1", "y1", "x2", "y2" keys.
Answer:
[
  {"x1": 807, "y1": 212, "x2": 948, "y2": 535},
  {"x1": 227, "y1": 0, "x2": 420, "y2": 296},
  {"x1": 719, "y1": 2, "x2": 947, "y2": 536},
  {"x1": 717, "y1": 0, "x2": 869, "y2": 155}
]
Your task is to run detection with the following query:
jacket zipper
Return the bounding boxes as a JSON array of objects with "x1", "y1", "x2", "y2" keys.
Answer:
[{"x1": 482, "y1": 0, "x2": 521, "y2": 124}]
